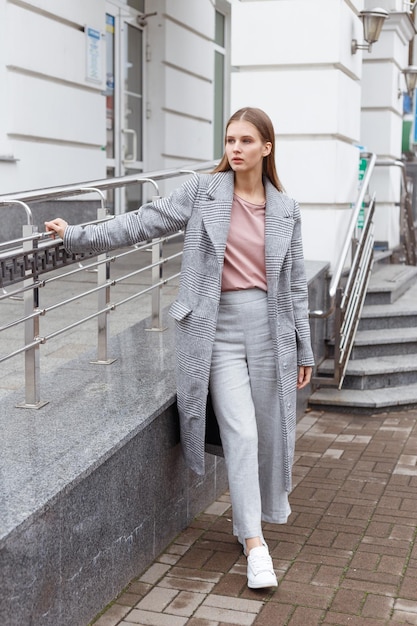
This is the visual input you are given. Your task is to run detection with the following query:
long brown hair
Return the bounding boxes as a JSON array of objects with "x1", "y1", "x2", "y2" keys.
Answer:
[{"x1": 212, "y1": 107, "x2": 284, "y2": 192}]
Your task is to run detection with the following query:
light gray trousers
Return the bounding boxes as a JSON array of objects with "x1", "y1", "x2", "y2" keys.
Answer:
[{"x1": 209, "y1": 288, "x2": 291, "y2": 542}]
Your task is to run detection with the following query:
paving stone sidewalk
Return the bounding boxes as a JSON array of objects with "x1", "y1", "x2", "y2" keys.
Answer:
[{"x1": 91, "y1": 408, "x2": 417, "y2": 626}]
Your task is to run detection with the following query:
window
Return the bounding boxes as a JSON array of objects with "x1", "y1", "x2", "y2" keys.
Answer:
[
  {"x1": 127, "y1": 0, "x2": 145, "y2": 11},
  {"x1": 213, "y1": 8, "x2": 229, "y2": 159}
]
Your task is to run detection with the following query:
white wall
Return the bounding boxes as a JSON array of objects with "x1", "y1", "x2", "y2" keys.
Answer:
[
  {"x1": 1, "y1": 0, "x2": 106, "y2": 193},
  {"x1": 0, "y1": 0, "x2": 220, "y2": 199},
  {"x1": 146, "y1": 0, "x2": 215, "y2": 164},
  {"x1": 230, "y1": 0, "x2": 365, "y2": 269},
  {"x1": 144, "y1": 0, "x2": 217, "y2": 196},
  {"x1": 163, "y1": 14, "x2": 214, "y2": 159}
]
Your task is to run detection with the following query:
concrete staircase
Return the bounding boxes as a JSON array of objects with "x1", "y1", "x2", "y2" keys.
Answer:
[{"x1": 309, "y1": 261, "x2": 417, "y2": 412}]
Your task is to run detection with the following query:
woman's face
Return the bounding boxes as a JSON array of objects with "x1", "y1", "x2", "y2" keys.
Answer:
[{"x1": 225, "y1": 120, "x2": 271, "y2": 176}]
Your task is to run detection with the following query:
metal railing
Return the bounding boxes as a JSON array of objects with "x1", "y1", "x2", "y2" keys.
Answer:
[
  {"x1": 310, "y1": 152, "x2": 377, "y2": 388},
  {"x1": 375, "y1": 158, "x2": 417, "y2": 266},
  {"x1": 0, "y1": 160, "x2": 217, "y2": 408},
  {"x1": 310, "y1": 151, "x2": 417, "y2": 389}
]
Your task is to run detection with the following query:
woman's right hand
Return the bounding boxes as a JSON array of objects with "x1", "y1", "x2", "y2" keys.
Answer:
[{"x1": 45, "y1": 218, "x2": 68, "y2": 240}]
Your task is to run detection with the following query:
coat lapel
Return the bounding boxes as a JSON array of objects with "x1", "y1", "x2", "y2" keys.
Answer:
[
  {"x1": 200, "y1": 171, "x2": 234, "y2": 266},
  {"x1": 264, "y1": 178, "x2": 295, "y2": 284}
]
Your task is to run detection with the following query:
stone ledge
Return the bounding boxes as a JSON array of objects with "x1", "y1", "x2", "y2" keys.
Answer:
[{"x1": 0, "y1": 312, "x2": 228, "y2": 626}]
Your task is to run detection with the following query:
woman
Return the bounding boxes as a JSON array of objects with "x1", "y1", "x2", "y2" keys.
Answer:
[{"x1": 46, "y1": 107, "x2": 314, "y2": 590}]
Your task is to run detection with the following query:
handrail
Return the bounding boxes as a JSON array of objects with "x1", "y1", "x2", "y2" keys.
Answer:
[
  {"x1": 0, "y1": 199, "x2": 34, "y2": 225},
  {"x1": 0, "y1": 160, "x2": 217, "y2": 205},
  {"x1": 311, "y1": 152, "x2": 377, "y2": 388},
  {"x1": 335, "y1": 192, "x2": 376, "y2": 387},
  {"x1": 329, "y1": 152, "x2": 376, "y2": 299},
  {"x1": 310, "y1": 151, "x2": 376, "y2": 318},
  {"x1": 0, "y1": 215, "x2": 114, "y2": 251}
]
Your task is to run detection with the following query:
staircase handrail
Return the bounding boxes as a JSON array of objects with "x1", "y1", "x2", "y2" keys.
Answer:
[
  {"x1": 310, "y1": 152, "x2": 377, "y2": 388},
  {"x1": 330, "y1": 152, "x2": 376, "y2": 299},
  {"x1": 310, "y1": 151, "x2": 376, "y2": 319}
]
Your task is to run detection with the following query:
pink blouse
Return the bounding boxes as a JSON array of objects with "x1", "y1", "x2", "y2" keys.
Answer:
[{"x1": 221, "y1": 193, "x2": 267, "y2": 292}]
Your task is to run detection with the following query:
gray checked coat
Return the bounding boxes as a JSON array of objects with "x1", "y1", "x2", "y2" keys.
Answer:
[{"x1": 64, "y1": 171, "x2": 314, "y2": 491}]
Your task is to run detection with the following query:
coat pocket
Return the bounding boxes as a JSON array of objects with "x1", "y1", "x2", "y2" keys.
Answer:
[{"x1": 169, "y1": 299, "x2": 192, "y2": 321}]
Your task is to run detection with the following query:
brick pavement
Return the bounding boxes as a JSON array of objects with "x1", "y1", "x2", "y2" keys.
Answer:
[{"x1": 90, "y1": 408, "x2": 417, "y2": 626}]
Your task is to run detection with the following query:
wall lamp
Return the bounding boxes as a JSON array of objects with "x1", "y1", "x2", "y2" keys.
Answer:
[
  {"x1": 351, "y1": 8, "x2": 389, "y2": 54},
  {"x1": 402, "y1": 66, "x2": 417, "y2": 97}
]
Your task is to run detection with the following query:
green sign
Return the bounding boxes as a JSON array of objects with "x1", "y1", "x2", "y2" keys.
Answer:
[{"x1": 357, "y1": 157, "x2": 367, "y2": 229}]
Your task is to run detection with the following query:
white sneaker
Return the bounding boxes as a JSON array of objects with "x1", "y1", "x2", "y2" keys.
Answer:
[{"x1": 247, "y1": 545, "x2": 278, "y2": 589}]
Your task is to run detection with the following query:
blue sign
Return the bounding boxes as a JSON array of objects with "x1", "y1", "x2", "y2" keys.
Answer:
[{"x1": 86, "y1": 25, "x2": 103, "y2": 84}]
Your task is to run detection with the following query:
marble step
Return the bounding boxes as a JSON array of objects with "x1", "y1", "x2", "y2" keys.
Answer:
[
  {"x1": 358, "y1": 281, "x2": 417, "y2": 331},
  {"x1": 309, "y1": 382, "x2": 417, "y2": 412},
  {"x1": 328, "y1": 327, "x2": 417, "y2": 359},
  {"x1": 364, "y1": 264, "x2": 417, "y2": 305},
  {"x1": 317, "y1": 354, "x2": 417, "y2": 390}
]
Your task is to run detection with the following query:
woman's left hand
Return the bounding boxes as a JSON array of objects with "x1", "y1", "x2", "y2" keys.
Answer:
[
  {"x1": 45, "y1": 218, "x2": 68, "y2": 240},
  {"x1": 297, "y1": 366, "x2": 313, "y2": 390}
]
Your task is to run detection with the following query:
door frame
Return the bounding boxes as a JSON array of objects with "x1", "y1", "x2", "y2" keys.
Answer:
[{"x1": 105, "y1": 0, "x2": 146, "y2": 214}]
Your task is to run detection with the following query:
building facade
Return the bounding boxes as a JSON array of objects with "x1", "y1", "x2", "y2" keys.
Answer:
[
  {"x1": 0, "y1": 0, "x2": 415, "y2": 266},
  {"x1": 0, "y1": 0, "x2": 230, "y2": 214}
]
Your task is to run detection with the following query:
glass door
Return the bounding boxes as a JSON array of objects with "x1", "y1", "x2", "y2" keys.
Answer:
[{"x1": 105, "y1": 2, "x2": 145, "y2": 214}]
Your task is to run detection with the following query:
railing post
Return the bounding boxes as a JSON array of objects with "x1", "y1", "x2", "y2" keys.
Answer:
[
  {"x1": 90, "y1": 205, "x2": 117, "y2": 365},
  {"x1": 332, "y1": 287, "x2": 343, "y2": 387},
  {"x1": 147, "y1": 196, "x2": 167, "y2": 332},
  {"x1": 16, "y1": 222, "x2": 48, "y2": 409}
]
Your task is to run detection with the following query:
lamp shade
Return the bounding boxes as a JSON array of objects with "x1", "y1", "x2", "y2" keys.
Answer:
[
  {"x1": 403, "y1": 66, "x2": 417, "y2": 95},
  {"x1": 360, "y1": 8, "x2": 389, "y2": 45}
]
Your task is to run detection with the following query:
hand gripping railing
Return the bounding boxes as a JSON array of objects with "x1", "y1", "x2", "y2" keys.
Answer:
[
  {"x1": 0, "y1": 161, "x2": 217, "y2": 408},
  {"x1": 310, "y1": 152, "x2": 377, "y2": 388}
]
